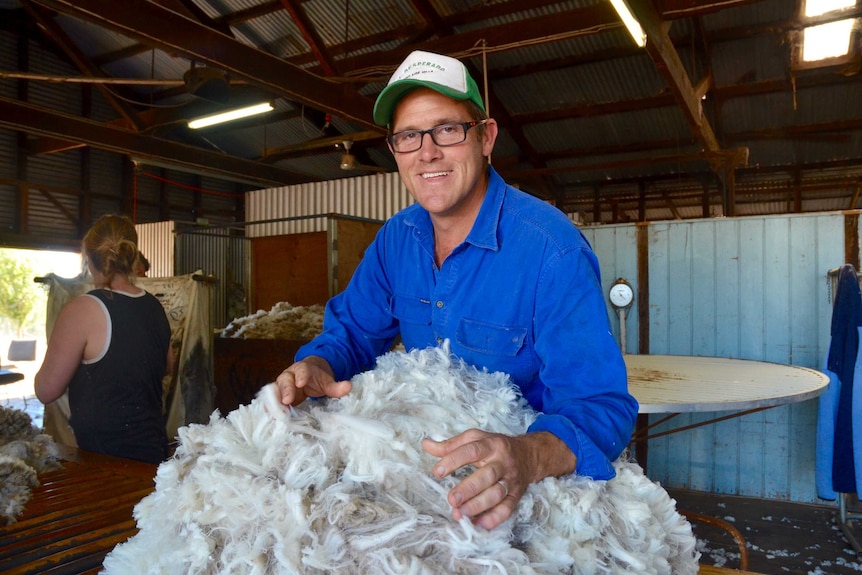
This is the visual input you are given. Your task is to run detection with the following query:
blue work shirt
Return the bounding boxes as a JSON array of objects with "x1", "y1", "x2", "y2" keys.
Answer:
[{"x1": 297, "y1": 167, "x2": 638, "y2": 479}]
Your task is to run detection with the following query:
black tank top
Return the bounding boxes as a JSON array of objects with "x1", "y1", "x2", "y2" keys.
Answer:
[{"x1": 67, "y1": 289, "x2": 171, "y2": 464}]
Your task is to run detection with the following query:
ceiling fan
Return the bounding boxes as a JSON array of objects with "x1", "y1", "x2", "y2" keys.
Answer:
[{"x1": 339, "y1": 140, "x2": 388, "y2": 173}]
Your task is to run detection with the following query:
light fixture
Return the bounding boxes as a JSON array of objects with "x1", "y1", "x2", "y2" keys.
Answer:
[
  {"x1": 187, "y1": 102, "x2": 274, "y2": 129},
  {"x1": 610, "y1": 0, "x2": 646, "y2": 48}
]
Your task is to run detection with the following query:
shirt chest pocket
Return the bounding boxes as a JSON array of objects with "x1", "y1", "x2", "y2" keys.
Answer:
[
  {"x1": 389, "y1": 294, "x2": 432, "y2": 326},
  {"x1": 456, "y1": 318, "x2": 527, "y2": 357}
]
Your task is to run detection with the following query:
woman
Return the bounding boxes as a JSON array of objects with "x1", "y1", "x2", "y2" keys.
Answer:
[{"x1": 35, "y1": 214, "x2": 172, "y2": 464}]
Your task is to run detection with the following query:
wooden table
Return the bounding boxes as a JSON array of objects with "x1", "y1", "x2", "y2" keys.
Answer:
[
  {"x1": 624, "y1": 354, "x2": 829, "y2": 572},
  {"x1": 626, "y1": 354, "x2": 829, "y2": 414},
  {"x1": 0, "y1": 445, "x2": 157, "y2": 575},
  {"x1": 627, "y1": 353, "x2": 829, "y2": 456},
  {"x1": 627, "y1": 353, "x2": 829, "y2": 465}
]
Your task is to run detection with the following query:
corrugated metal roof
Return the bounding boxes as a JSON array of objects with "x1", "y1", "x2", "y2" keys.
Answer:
[
  {"x1": 0, "y1": 0, "x2": 859, "y2": 229},
  {"x1": 701, "y1": 0, "x2": 796, "y2": 31},
  {"x1": 496, "y1": 52, "x2": 666, "y2": 113}
]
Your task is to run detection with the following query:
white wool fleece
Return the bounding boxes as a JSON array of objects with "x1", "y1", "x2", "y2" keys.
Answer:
[{"x1": 102, "y1": 342, "x2": 699, "y2": 575}]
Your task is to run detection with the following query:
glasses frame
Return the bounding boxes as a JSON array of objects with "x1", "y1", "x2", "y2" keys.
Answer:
[{"x1": 387, "y1": 120, "x2": 488, "y2": 154}]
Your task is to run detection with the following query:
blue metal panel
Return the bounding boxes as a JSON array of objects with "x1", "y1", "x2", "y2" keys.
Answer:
[
  {"x1": 737, "y1": 218, "x2": 768, "y2": 357},
  {"x1": 715, "y1": 219, "x2": 742, "y2": 358},
  {"x1": 581, "y1": 223, "x2": 639, "y2": 354},
  {"x1": 633, "y1": 212, "x2": 847, "y2": 503}
]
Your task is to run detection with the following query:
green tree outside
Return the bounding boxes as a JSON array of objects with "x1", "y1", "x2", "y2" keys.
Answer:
[{"x1": 0, "y1": 248, "x2": 45, "y2": 337}]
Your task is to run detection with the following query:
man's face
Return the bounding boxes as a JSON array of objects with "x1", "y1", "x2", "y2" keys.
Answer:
[{"x1": 389, "y1": 88, "x2": 497, "y2": 220}]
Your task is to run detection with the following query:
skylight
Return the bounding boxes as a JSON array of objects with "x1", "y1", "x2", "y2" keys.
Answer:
[
  {"x1": 801, "y1": 0, "x2": 856, "y2": 62},
  {"x1": 803, "y1": 20, "x2": 855, "y2": 60},
  {"x1": 805, "y1": 0, "x2": 854, "y2": 17}
]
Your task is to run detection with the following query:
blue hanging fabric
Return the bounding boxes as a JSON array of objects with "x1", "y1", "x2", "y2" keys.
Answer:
[{"x1": 817, "y1": 264, "x2": 862, "y2": 499}]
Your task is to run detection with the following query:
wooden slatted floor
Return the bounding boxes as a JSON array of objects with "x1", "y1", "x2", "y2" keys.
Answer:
[{"x1": 0, "y1": 446, "x2": 157, "y2": 575}]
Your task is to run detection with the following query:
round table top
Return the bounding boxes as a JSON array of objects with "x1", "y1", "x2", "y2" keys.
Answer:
[{"x1": 624, "y1": 354, "x2": 830, "y2": 414}]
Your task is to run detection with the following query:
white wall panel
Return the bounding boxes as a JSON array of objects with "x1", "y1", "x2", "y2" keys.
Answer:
[
  {"x1": 246, "y1": 172, "x2": 410, "y2": 236},
  {"x1": 135, "y1": 220, "x2": 174, "y2": 279}
]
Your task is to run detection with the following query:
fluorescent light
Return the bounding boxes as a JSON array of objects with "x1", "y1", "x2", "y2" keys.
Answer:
[
  {"x1": 610, "y1": 0, "x2": 646, "y2": 48},
  {"x1": 187, "y1": 102, "x2": 273, "y2": 129}
]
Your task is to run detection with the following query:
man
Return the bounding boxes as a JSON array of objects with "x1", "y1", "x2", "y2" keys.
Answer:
[
  {"x1": 276, "y1": 50, "x2": 638, "y2": 530},
  {"x1": 134, "y1": 252, "x2": 150, "y2": 277}
]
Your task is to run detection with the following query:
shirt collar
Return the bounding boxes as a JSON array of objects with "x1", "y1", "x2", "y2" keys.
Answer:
[
  {"x1": 467, "y1": 166, "x2": 505, "y2": 252},
  {"x1": 405, "y1": 165, "x2": 506, "y2": 253}
]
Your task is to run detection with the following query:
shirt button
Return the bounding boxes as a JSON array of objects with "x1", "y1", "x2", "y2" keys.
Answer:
[{"x1": 436, "y1": 300, "x2": 444, "y2": 308}]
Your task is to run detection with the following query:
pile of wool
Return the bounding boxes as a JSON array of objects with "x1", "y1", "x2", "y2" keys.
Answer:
[
  {"x1": 0, "y1": 405, "x2": 61, "y2": 523},
  {"x1": 220, "y1": 302, "x2": 325, "y2": 341},
  {"x1": 102, "y1": 344, "x2": 699, "y2": 575}
]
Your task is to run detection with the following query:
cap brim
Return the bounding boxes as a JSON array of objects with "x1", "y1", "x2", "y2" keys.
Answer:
[{"x1": 373, "y1": 79, "x2": 473, "y2": 126}]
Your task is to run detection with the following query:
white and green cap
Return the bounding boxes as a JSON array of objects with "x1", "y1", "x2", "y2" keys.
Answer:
[{"x1": 373, "y1": 50, "x2": 485, "y2": 126}]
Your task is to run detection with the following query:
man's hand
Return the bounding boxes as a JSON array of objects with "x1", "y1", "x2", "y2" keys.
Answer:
[
  {"x1": 422, "y1": 430, "x2": 576, "y2": 530},
  {"x1": 275, "y1": 356, "x2": 352, "y2": 406}
]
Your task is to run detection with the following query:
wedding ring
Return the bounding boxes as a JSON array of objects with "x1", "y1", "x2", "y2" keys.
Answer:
[{"x1": 497, "y1": 479, "x2": 509, "y2": 498}]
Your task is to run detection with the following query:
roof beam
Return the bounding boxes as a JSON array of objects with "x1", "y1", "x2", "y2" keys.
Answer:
[
  {"x1": 342, "y1": 3, "x2": 621, "y2": 73},
  {"x1": 28, "y1": 0, "x2": 381, "y2": 130},
  {"x1": 263, "y1": 130, "x2": 383, "y2": 162},
  {"x1": 21, "y1": 0, "x2": 144, "y2": 130},
  {"x1": 627, "y1": 0, "x2": 719, "y2": 153},
  {"x1": 277, "y1": 0, "x2": 338, "y2": 76},
  {"x1": 655, "y1": 0, "x2": 764, "y2": 19},
  {"x1": 0, "y1": 96, "x2": 308, "y2": 187}
]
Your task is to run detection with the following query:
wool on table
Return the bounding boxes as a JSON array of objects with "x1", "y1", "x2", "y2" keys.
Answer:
[
  {"x1": 0, "y1": 405, "x2": 61, "y2": 523},
  {"x1": 103, "y1": 343, "x2": 699, "y2": 575}
]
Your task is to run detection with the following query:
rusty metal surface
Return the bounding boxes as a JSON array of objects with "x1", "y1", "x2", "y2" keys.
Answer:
[{"x1": 0, "y1": 445, "x2": 157, "y2": 575}]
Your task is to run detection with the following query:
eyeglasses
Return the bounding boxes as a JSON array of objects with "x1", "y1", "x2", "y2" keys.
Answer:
[{"x1": 388, "y1": 120, "x2": 488, "y2": 153}]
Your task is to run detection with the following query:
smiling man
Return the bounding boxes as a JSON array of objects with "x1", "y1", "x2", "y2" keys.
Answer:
[{"x1": 275, "y1": 50, "x2": 638, "y2": 530}]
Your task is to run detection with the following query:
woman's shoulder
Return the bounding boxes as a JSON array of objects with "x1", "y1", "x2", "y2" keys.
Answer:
[
  {"x1": 53, "y1": 293, "x2": 104, "y2": 335},
  {"x1": 67, "y1": 292, "x2": 104, "y2": 312}
]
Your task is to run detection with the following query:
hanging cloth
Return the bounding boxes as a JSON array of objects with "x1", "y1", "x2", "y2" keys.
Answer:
[
  {"x1": 817, "y1": 263, "x2": 862, "y2": 499},
  {"x1": 41, "y1": 272, "x2": 214, "y2": 448}
]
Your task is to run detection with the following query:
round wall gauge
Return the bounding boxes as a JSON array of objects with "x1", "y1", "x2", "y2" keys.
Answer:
[{"x1": 609, "y1": 278, "x2": 634, "y2": 309}]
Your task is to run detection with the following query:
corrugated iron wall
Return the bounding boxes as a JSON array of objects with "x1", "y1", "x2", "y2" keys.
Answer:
[
  {"x1": 135, "y1": 221, "x2": 175, "y2": 279},
  {"x1": 135, "y1": 219, "x2": 250, "y2": 329},
  {"x1": 175, "y1": 228, "x2": 249, "y2": 330},
  {"x1": 246, "y1": 172, "x2": 411, "y2": 236},
  {"x1": 583, "y1": 211, "x2": 849, "y2": 504},
  {"x1": 0, "y1": 30, "x2": 245, "y2": 250},
  {"x1": 0, "y1": 129, "x2": 18, "y2": 235},
  {"x1": 0, "y1": 31, "x2": 17, "y2": 236}
]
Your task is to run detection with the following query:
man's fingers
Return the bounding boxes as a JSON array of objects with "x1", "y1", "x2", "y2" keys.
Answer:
[
  {"x1": 258, "y1": 383, "x2": 292, "y2": 423},
  {"x1": 326, "y1": 379, "x2": 353, "y2": 398},
  {"x1": 473, "y1": 500, "x2": 514, "y2": 531},
  {"x1": 421, "y1": 437, "x2": 446, "y2": 456},
  {"x1": 423, "y1": 430, "x2": 491, "y2": 477},
  {"x1": 275, "y1": 364, "x2": 312, "y2": 405},
  {"x1": 275, "y1": 370, "x2": 297, "y2": 405},
  {"x1": 276, "y1": 361, "x2": 351, "y2": 406}
]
